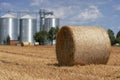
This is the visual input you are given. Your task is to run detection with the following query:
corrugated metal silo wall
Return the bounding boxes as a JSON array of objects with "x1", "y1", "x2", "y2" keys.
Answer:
[
  {"x1": 44, "y1": 18, "x2": 60, "y2": 32},
  {"x1": 0, "y1": 18, "x2": 18, "y2": 44},
  {"x1": 55, "y1": 18, "x2": 60, "y2": 28},
  {"x1": 20, "y1": 19, "x2": 37, "y2": 44}
]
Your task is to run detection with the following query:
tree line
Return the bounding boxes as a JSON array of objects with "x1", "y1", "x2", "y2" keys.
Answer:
[
  {"x1": 34, "y1": 27, "x2": 59, "y2": 45},
  {"x1": 107, "y1": 29, "x2": 120, "y2": 46},
  {"x1": 4, "y1": 28, "x2": 119, "y2": 46},
  {"x1": 34, "y1": 28, "x2": 120, "y2": 46}
]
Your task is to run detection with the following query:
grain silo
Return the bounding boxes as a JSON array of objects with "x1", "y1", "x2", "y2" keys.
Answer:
[
  {"x1": 44, "y1": 15, "x2": 59, "y2": 32},
  {"x1": 20, "y1": 14, "x2": 37, "y2": 44},
  {"x1": 0, "y1": 13, "x2": 18, "y2": 44}
]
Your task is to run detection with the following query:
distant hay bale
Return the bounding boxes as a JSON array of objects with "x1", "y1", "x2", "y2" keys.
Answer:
[
  {"x1": 21, "y1": 42, "x2": 30, "y2": 46},
  {"x1": 29, "y1": 42, "x2": 33, "y2": 46},
  {"x1": 56, "y1": 26, "x2": 111, "y2": 66},
  {"x1": 16, "y1": 43, "x2": 21, "y2": 46},
  {"x1": 34, "y1": 42, "x2": 39, "y2": 46}
]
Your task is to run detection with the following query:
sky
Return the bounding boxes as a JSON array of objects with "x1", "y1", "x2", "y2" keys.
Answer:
[{"x1": 0, "y1": 0, "x2": 120, "y2": 35}]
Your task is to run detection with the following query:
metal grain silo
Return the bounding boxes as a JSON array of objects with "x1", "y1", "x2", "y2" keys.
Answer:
[
  {"x1": 0, "y1": 13, "x2": 18, "y2": 44},
  {"x1": 20, "y1": 15, "x2": 37, "y2": 44},
  {"x1": 44, "y1": 15, "x2": 59, "y2": 31}
]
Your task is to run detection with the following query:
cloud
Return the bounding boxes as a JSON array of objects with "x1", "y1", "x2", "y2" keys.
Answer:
[
  {"x1": 114, "y1": 5, "x2": 120, "y2": 11},
  {"x1": 110, "y1": 26, "x2": 120, "y2": 31},
  {"x1": 78, "y1": 5, "x2": 102, "y2": 21},
  {"x1": 1, "y1": 2, "x2": 12, "y2": 7},
  {"x1": 0, "y1": 2, "x2": 15, "y2": 11},
  {"x1": 30, "y1": 0, "x2": 48, "y2": 6},
  {"x1": 47, "y1": 6, "x2": 75, "y2": 19},
  {"x1": 47, "y1": 5, "x2": 102, "y2": 26},
  {"x1": 66, "y1": 5, "x2": 102, "y2": 25},
  {"x1": 93, "y1": 0, "x2": 113, "y2": 5},
  {"x1": 0, "y1": 2, "x2": 13, "y2": 10}
]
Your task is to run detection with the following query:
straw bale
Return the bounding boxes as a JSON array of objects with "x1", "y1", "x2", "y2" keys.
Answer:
[
  {"x1": 21, "y1": 42, "x2": 30, "y2": 46},
  {"x1": 56, "y1": 26, "x2": 111, "y2": 66},
  {"x1": 34, "y1": 42, "x2": 39, "y2": 46}
]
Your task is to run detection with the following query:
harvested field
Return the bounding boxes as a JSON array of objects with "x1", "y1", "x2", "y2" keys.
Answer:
[{"x1": 0, "y1": 45, "x2": 120, "y2": 80}]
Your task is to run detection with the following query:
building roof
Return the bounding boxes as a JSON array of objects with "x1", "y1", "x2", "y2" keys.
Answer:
[
  {"x1": 45, "y1": 15, "x2": 57, "y2": 19},
  {"x1": 21, "y1": 14, "x2": 35, "y2": 19},
  {"x1": 1, "y1": 13, "x2": 16, "y2": 18}
]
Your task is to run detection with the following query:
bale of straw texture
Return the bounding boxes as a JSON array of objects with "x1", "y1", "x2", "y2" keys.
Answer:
[
  {"x1": 21, "y1": 42, "x2": 30, "y2": 46},
  {"x1": 34, "y1": 42, "x2": 39, "y2": 46},
  {"x1": 56, "y1": 26, "x2": 111, "y2": 66}
]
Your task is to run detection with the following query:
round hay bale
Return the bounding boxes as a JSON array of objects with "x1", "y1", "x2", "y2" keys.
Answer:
[
  {"x1": 21, "y1": 42, "x2": 30, "y2": 46},
  {"x1": 56, "y1": 26, "x2": 111, "y2": 66},
  {"x1": 34, "y1": 42, "x2": 39, "y2": 46}
]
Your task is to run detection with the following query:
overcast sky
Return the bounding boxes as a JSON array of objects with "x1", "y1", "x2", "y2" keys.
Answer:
[{"x1": 0, "y1": 0, "x2": 120, "y2": 35}]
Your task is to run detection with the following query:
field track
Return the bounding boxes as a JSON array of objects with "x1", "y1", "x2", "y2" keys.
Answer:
[{"x1": 0, "y1": 45, "x2": 120, "y2": 80}]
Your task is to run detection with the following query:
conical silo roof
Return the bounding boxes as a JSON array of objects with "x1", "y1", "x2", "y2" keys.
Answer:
[
  {"x1": 45, "y1": 15, "x2": 57, "y2": 18},
  {"x1": 21, "y1": 14, "x2": 35, "y2": 19},
  {"x1": 1, "y1": 13, "x2": 16, "y2": 18}
]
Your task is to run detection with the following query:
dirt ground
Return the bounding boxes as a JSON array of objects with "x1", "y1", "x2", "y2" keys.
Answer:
[{"x1": 0, "y1": 45, "x2": 120, "y2": 80}]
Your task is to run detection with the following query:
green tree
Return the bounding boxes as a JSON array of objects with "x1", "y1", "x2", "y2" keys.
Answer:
[
  {"x1": 55, "y1": 27, "x2": 59, "y2": 34},
  {"x1": 48, "y1": 27, "x2": 59, "y2": 45},
  {"x1": 34, "y1": 30, "x2": 48, "y2": 45},
  {"x1": 107, "y1": 29, "x2": 116, "y2": 45},
  {"x1": 116, "y1": 31, "x2": 120, "y2": 38},
  {"x1": 116, "y1": 31, "x2": 120, "y2": 44},
  {"x1": 3, "y1": 39, "x2": 6, "y2": 44},
  {"x1": 6, "y1": 35, "x2": 10, "y2": 45}
]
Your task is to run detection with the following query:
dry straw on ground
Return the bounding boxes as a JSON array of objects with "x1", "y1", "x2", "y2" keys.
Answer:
[{"x1": 56, "y1": 26, "x2": 111, "y2": 66}]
